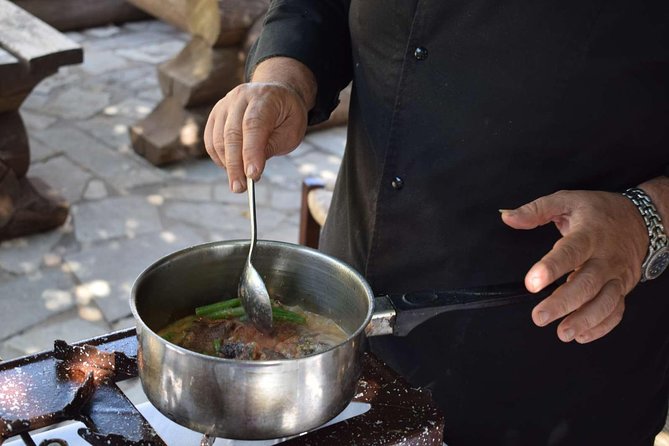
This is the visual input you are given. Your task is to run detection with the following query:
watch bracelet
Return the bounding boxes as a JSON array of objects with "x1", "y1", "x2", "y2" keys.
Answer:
[{"x1": 622, "y1": 188, "x2": 668, "y2": 252}]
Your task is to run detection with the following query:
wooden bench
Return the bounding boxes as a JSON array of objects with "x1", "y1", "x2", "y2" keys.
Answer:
[
  {"x1": 0, "y1": 0, "x2": 82, "y2": 241},
  {"x1": 299, "y1": 177, "x2": 334, "y2": 249}
]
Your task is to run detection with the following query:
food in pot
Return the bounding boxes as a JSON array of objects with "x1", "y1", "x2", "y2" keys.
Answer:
[{"x1": 158, "y1": 298, "x2": 347, "y2": 360}]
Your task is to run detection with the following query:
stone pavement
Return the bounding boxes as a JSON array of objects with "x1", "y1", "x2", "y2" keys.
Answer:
[{"x1": 0, "y1": 20, "x2": 345, "y2": 360}]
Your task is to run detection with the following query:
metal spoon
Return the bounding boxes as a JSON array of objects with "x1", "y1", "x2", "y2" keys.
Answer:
[{"x1": 238, "y1": 176, "x2": 273, "y2": 332}]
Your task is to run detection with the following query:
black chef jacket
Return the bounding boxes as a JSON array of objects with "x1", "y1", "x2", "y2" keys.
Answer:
[{"x1": 248, "y1": 1, "x2": 669, "y2": 444}]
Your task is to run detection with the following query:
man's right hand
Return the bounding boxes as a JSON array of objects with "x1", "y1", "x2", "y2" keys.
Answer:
[{"x1": 203, "y1": 57, "x2": 317, "y2": 193}]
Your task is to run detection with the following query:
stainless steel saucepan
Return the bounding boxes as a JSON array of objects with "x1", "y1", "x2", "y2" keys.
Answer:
[{"x1": 130, "y1": 240, "x2": 542, "y2": 440}]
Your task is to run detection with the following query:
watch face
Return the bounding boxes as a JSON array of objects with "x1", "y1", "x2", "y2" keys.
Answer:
[{"x1": 646, "y1": 247, "x2": 669, "y2": 280}]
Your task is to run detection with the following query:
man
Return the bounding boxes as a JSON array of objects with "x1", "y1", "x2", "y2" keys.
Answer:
[{"x1": 204, "y1": 1, "x2": 669, "y2": 444}]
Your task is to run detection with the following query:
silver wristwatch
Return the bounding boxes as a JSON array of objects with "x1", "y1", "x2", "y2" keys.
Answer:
[{"x1": 622, "y1": 187, "x2": 669, "y2": 281}]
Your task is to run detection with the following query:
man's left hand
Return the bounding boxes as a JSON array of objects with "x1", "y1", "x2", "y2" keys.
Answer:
[{"x1": 501, "y1": 190, "x2": 649, "y2": 343}]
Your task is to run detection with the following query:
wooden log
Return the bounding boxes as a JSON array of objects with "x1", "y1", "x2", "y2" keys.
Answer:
[
  {"x1": 0, "y1": 164, "x2": 68, "y2": 241},
  {"x1": 0, "y1": 111, "x2": 29, "y2": 177},
  {"x1": 126, "y1": 0, "x2": 221, "y2": 46},
  {"x1": 215, "y1": 0, "x2": 269, "y2": 47},
  {"x1": 130, "y1": 97, "x2": 210, "y2": 166},
  {"x1": 11, "y1": 0, "x2": 149, "y2": 31},
  {"x1": 0, "y1": 0, "x2": 82, "y2": 75},
  {"x1": 127, "y1": 0, "x2": 269, "y2": 47},
  {"x1": 158, "y1": 36, "x2": 243, "y2": 107}
]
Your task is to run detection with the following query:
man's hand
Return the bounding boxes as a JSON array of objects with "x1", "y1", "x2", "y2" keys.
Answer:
[
  {"x1": 203, "y1": 57, "x2": 317, "y2": 192},
  {"x1": 500, "y1": 190, "x2": 650, "y2": 343}
]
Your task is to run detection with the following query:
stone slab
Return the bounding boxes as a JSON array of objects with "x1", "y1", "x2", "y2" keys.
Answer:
[
  {"x1": 5, "y1": 310, "x2": 110, "y2": 356},
  {"x1": 83, "y1": 179, "x2": 108, "y2": 200},
  {"x1": 290, "y1": 150, "x2": 343, "y2": 184},
  {"x1": 19, "y1": 110, "x2": 57, "y2": 131},
  {"x1": 41, "y1": 87, "x2": 111, "y2": 120},
  {"x1": 165, "y1": 158, "x2": 227, "y2": 184},
  {"x1": 116, "y1": 40, "x2": 185, "y2": 65},
  {"x1": 28, "y1": 155, "x2": 92, "y2": 204},
  {"x1": 64, "y1": 225, "x2": 205, "y2": 322},
  {"x1": 103, "y1": 97, "x2": 154, "y2": 120},
  {"x1": 0, "y1": 268, "x2": 76, "y2": 340},
  {"x1": 304, "y1": 126, "x2": 347, "y2": 157},
  {"x1": 80, "y1": 50, "x2": 129, "y2": 75},
  {"x1": 0, "y1": 228, "x2": 64, "y2": 274},
  {"x1": 74, "y1": 115, "x2": 133, "y2": 150},
  {"x1": 156, "y1": 183, "x2": 212, "y2": 202},
  {"x1": 261, "y1": 156, "x2": 302, "y2": 190},
  {"x1": 72, "y1": 195, "x2": 162, "y2": 243},
  {"x1": 83, "y1": 25, "x2": 122, "y2": 39}
]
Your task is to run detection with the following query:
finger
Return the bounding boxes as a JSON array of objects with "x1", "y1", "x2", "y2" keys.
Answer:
[
  {"x1": 556, "y1": 279, "x2": 625, "y2": 342},
  {"x1": 501, "y1": 191, "x2": 570, "y2": 230},
  {"x1": 223, "y1": 98, "x2": 249, "y2": 193},
  {"x1": 531, "y1": 259, "x2": 606, "y2": 326},
  {"x1": 241, "y1": 97, "x2": 274, "y2": 181},
  {"x1": 525, "y1": 231, "x2": 593, "y2": 292},
  {"x1": 211, "y1": 107, "x2": 228, "y2": 169},
  {"x1": 204, "y1": 107, "x2": 224, "y2": 168},
  {"x1": 574, "y1": 299, "x2": 625, "y2": 344}
]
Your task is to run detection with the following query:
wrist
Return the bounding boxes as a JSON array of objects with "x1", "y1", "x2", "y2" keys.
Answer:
[{"x1": 251, "y1": 57, "x2": 317, "y2": 110}]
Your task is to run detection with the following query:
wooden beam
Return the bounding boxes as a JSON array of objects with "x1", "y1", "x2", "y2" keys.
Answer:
[
  {"x1": 130, "y1": 97, "x2": 210, "y2": 165},
  {"x1": 214, "y1": 0, "x2": 269, "y2": 47},
  {"x1": 158, "y1": 36, "x2": 243, "y2": 107},
  {"x1": 11, "y1": 0, "x2": 149, "y2": 31},
  {"x1": 126, "y1": 0, "x2": 221, "y2": 46},
  {"x1": 0, "y1": 0, "x2": 82, "y2": 74}
]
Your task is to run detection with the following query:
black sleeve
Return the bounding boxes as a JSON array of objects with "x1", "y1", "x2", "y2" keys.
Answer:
[{"x1": 246, "y1": 0, "x2": 353, "y2": 126}]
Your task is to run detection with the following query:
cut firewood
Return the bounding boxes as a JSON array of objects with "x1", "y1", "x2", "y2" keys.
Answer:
[
  {"x1": 215, "y1": 0, "x2": 269, "y2": 47},
  {"x1": 158, "y1": 36, "x2": 243, "y2": 107},
  {"x1": 130, "y1": 97, "x2": 210, "y2": 166},
  {"x1": 126, "y1": 0, "x2": 221, "y2": 46}
]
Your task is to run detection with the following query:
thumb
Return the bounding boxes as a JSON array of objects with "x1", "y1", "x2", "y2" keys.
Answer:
[{"x1": 500, "y1": 193, "x2": 569, "y2": 230}]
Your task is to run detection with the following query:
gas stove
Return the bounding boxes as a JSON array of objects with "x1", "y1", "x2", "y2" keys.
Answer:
[{"x1": 0, "y1": 329, "x2": 445, "y2": 445}]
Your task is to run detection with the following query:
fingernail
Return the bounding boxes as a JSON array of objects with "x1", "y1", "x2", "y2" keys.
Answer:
[
  {"x1": 498, "y1": 209, "x2": 515, "y2": 215},
  {"x1": 232, "y1": 180, "x2": 243, "y2": 193},
  {"x1": 562, "y1": 328, "x2": 575, "y2": 342},
  {"x1": 246, "y1": 164, "x2": 257, "y2": 179},
  {"x1": 576, "y1": 334, "x2": 590, "y2": 343},
  {"x1": 529, "y1": 275, "x2": 542, "y2": 292},
  {"x1": 536, "y1": 311, "x2": 549, "y2": 325}
]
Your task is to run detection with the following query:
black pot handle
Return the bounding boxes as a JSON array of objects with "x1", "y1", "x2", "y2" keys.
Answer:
[{"x1": 369, "y1": 282, "x2": 559, "y2": 337}]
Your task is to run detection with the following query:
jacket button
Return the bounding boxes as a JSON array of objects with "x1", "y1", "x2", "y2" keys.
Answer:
[
  {"x1": 391, "y1": 176, "x2": 404, "y2": 190},
  {"x1": 414, "y1": 47, "x2": 428, "y2": 60}
]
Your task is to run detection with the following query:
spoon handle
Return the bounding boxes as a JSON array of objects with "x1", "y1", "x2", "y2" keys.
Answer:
[{"x1": 247, "y1": 176, "x2": 257, "y2": 258}]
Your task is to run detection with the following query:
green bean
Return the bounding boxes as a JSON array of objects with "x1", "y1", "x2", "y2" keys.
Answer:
[
  {"x1": 272, "y1": 307, "x2": 306, "y2": 324},
  {"x1": 195, "y1": 298, "x2": 241, "y2": 316},
  {"x1": 206, "y1": 306, "x2": 246, "y2": 320},
  {"x1": 213, "y1": 338, "x2": 221, "y2": 352}
]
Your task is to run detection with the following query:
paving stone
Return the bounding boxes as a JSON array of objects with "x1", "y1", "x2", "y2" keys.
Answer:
[
  {"x1": 116, "y1": 40, "x2": 185, "y2": 64},
  {"x1": 213, "y1": 183, "x2": 271, "y2": 207},
  {"x1": 64, "y1": 31, "x2": 85, "y2": 43},
  {"x1": 19, "y1": 110, "x2": 57, "y2": 131},
  {"x1": 261, "y1": 156, "x2": 302, "y2": 190},
  {"x1": 0, "y1": 343, "x2": 24, "y2": 362},
  {"x1": 304, "y1": 126, "x2": 348, "y2": 157},
  {"x1": 64, "y1": 226, "x2": 205, "y2": 322},
  {"x1": 28, "y1": 135, "x2": 59, "y2": 162},
  {"x1": 72, "y1": 196, "x2": 162, "y2": 243},
  {"x1": 83, "y1": 31, "x2": 167, "y2": 52},
  {"x1": 33, "y1": 68, "x2": 81, "y2": 95},
  {"x1": 165, "y1": 158, "x2": 227, "y2": 183},
  {"x1": 137, "y1": 87, "x2": 163, "y2": 103},
  {"x1": 41, "y1": 88, "x2": 111, "y2": 120},
  {"x1": 34, "y1": 126, "x2": 164, "y2": 191},
  {"x1": 163, "y1": 201, "x2": 248, "y2": 234},
  {"x1": 0, "y1": 229, "x2": 64, "y2": 274},
  {"x1": 157, "y1": 183, "x2": 212, "y2": 202},
  {"x1": 0, "y1": 268, "x2": 76, "y2": 340},
  {"x1": 290, "y1": 150, "x2": 342, "y2": 183},
  {"x1": 5, "y1": 310, "x2": 110, "y2": 355},
  {"x1": 103, "y1": 97, "x2": 154, "y2": 120},
  {"x1": 83, "y1": 179, "x2": 108, "y2": 200},
  {"x1": 112, "y1": 316, "x2": 136, "y2": 331},
  {"x1": 80, "y1": 50, "x2": 128, "y2": 75},
  {"x1": 75, "y1": 115, "x2": 133, "y2": 150},
  {"x1": 268, "y1": 188, "x2": 301, "y2": 211},
  {"x1": 20, "y1": 91, "x2": 49, "y2": 111},
  {"x1": 29, "y1": 155, "x2": 92, "y2": 204},
  {"x1": 122, "y1": 20, "x2": 179, "y2": 34},
  {"x1": 83, "y1": 25, "x2": 121, "y2": 39}
]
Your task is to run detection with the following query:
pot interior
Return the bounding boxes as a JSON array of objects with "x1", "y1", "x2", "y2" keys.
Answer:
[{"x1": 133, "y1": 240, "x2": 373, "y2": 339}]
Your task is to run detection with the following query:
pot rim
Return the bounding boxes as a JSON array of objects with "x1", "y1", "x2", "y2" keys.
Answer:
[{"x1": 129, "y1": 239, "x2": 375, "y2": 366}]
